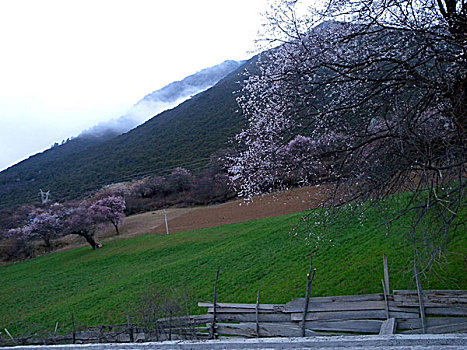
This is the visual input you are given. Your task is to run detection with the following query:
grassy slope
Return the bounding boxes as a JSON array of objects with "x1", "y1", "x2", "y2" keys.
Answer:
[{"x1": 0, "y1": 203, "x2": 465, "y2": 336}]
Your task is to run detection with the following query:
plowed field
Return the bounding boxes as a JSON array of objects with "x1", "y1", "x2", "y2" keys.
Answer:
[{"x1": 110, "y1": 186, "x2": 331, "y2": 238}]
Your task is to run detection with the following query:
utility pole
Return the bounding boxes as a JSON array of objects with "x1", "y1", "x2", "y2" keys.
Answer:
[
  {"x1": 164, "y1": 209, "x2": 170, "y2": 235},
  {"x1": 39, "y1": 189, "x2": 50, "y2": 204}
]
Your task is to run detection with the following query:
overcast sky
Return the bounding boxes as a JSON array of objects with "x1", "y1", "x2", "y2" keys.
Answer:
[{"x1": 0, "y1": 0, "x2": 268, "y2": 171}]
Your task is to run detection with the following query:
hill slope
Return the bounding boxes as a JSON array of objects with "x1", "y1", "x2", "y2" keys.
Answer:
[
  {"x1": 1, "y1": 195, "x2": 465, "y2": 336},
  {"x1": 0, "y1": 59, "x2": 254, "y2": 209}
]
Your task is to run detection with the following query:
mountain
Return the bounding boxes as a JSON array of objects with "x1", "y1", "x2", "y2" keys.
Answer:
[
  {"x1": 0, "y1": 58, "x2": 254, "y2": 209},
  {"x1": 80, "y1": 60, "x2": 243, "y2": 138}
]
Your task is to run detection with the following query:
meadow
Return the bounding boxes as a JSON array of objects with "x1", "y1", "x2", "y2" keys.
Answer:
[{"x1": 0, "y1": 196, "x2": 465, "y2": 337}]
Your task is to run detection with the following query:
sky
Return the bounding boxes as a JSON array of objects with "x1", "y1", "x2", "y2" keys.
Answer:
[{"x1": 0, "y1": 0, "x2": 268, "y2": 171}]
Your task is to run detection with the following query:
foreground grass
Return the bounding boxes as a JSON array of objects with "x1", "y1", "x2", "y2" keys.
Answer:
[{"x1": 0, "y1": 201, "x2": 465, "y2": 337}]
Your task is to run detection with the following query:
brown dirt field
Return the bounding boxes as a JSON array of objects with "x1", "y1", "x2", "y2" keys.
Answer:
[
  {"x1": 56, "y1": 186, "x2": 332, "y2": 249},
  {"x1": 119, "y1": 185, "x2": 332, "y2": 236}
]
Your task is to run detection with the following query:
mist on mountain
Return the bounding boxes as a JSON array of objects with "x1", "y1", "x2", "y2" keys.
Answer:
[{"x1": 80, "y1": 60, "x2": 243, "y2": 138}]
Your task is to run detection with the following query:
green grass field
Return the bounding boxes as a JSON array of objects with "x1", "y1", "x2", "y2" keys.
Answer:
[{"x1": 1, "y1": 198, "x2": 465, "y2": 337}]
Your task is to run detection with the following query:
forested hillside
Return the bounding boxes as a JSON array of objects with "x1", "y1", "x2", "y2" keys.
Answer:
[{"x1": 0, "y1": 59, "x2": 254, "y2": 209}]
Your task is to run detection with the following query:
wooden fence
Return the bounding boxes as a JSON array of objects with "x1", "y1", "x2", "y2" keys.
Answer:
[
  {"x1": 2, "y1": 254, "x2": 467, "y2": 345},
  {"x1": 2, "y1": 290, "x2": 466, "y2": 346},
  {"x1": 197, "y1": 290, "x2": 467, "y2": 338}
]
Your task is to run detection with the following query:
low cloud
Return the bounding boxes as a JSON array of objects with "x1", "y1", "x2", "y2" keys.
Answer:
[{"x1": 80, "y1": 60, "x2": 242, "y2": 138}]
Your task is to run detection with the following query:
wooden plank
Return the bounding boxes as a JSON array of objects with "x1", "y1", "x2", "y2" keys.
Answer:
[
  {"x1": 285, "y1": 300, "x2": 386, "y2": 313},
  {"x1": 207, "y1": 307, "x2": 279, "y2": 314},
  {"x1": 379, "y1": 318, "x2": 397, "y2": 335},
  {"x1": 216, "y1": 323, "x2": 318, "y2": 338},
  {"x1": 304, "y1": 320, "x2": 383, "y2": 333},
  {"x1": 290, "y1": 310, "x2": 419, "y2": 321},
  {"x1": 394, "y1": 290, "x2": 467, "y2": 297},
  {"x1": 397, "y1": 317, "x2": 467, "y2": 330},
  {"x1": 401, "y1": 322, "x2": 467, "y2": 334},
  {"x1": 74, "y1": 331, "x2": 99, "y2": 341},
  {"x1": 285, "y1": 294, "x2": 384, "y2": 309},
  {"x1": 157, "y1": 314, "x2": 212, "y2": 324},
  {"x1": 393, "y1": 290, "x2": 467, "y2": 306},
  {"x1": 394, "y1": 300, "x2": 467, "y2": 308},
  {"x1": 393, "y1": 292, "x2": 467, "y2": 302},
  {"x1": 393, "y1": 293, "x2": 467, "y2": 306},
  {"x1": 388, "y1": 302, "x2": 420, "y2": 314},
  {"x1": 199, "y1": 302, "x2": 284, "y2": 311},
  {"x1": 394, "y1": 291, "x2": 467, "y2": 307},
  {"x1": 425, "y1": 307, "x2": 467, "y2": 317},
  {"x1": 216, "y1": 313, "x2": 291, "y2": 323}
]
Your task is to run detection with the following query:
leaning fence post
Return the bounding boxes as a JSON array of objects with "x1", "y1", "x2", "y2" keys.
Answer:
[
  {"x1": 381, "y1": 279, "x2": 390, "y2": 320},
  {"x1": 209, "y1": 266, "x2": 221, "y2": 340},
  {"x1": 301, "y1": 254, "x2": 316, "y2": 337},
  {"x1": 255, "y1": 290, "x2": 260, "y2": 338},
  {"x1": 414, "y1": 258, "x2": 427, "y2": 334},
  {"x1": 54, "y1": 322, "x2": 59, "y2": 336},
  {"x1": 4, "y1": 329, "x2": 15, "y2": 344}
]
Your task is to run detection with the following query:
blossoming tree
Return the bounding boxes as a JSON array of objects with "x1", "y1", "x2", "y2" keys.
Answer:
[
  {"x1": 90, "y1": 195, "x2": 126, "y2": 235},
  {"x1": 7, "y1": 208, "x2": 61, "y2": 250},
  {"x1": 59, "y1": 203, "x2": 103, "y2": 250},
  {"x1": 229, "y1": 0, "x2": 466, "y2": 268}
]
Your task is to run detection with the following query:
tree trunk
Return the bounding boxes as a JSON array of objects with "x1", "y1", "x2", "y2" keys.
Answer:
[
  {"x1": 42, "y1": 235, "x2": 51, "y2": 250},
  {"x1": 113, "y1": 222, "x2": 120, "y2": 235},
  {"x1": 76, "y1": 231, "x2": 100, "y2": 250}
]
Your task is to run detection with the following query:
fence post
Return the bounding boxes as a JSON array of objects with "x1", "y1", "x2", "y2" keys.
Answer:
[
  {"x1": 381, "y1": 279, "x2": 390, "y2": 320},
  {"x1": 98, "y1": 326, "x2": 104, "y2": 343},
  {"x1": 301, "y1": 255, "x2": 316, "y2": 337},
  {"x1": 255, "y1": 290, "x2": 260, "y2": 338},
  {"x1": 168, "y1": 311, "x2": 172, "y2": 341},
  {"x1": 383, "y1": 254, "x2": 390, "y2": 294},
  {"x1": 414, "y1": 258, "x2": 427, "y2": 334},
  {"x1": 209, "y1": 266, "x2": 221, "y2": 340},
  {"x1": 382, "y1": 254, "x2": 391, "y2": 320},
  {"x1": 127, "y1": 315, "x2": 134, "y2": 342},
  {"x1": 54, "y1": 322, "x2": 59, "y2": 336},
  {"x1": 71, "y1": 314, "x2": 76, "y2": 344}
]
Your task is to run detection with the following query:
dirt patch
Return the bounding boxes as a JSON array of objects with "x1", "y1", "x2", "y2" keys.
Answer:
[{"x1": 141, "y1": 186, "x2": 331, "y2": 235}]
